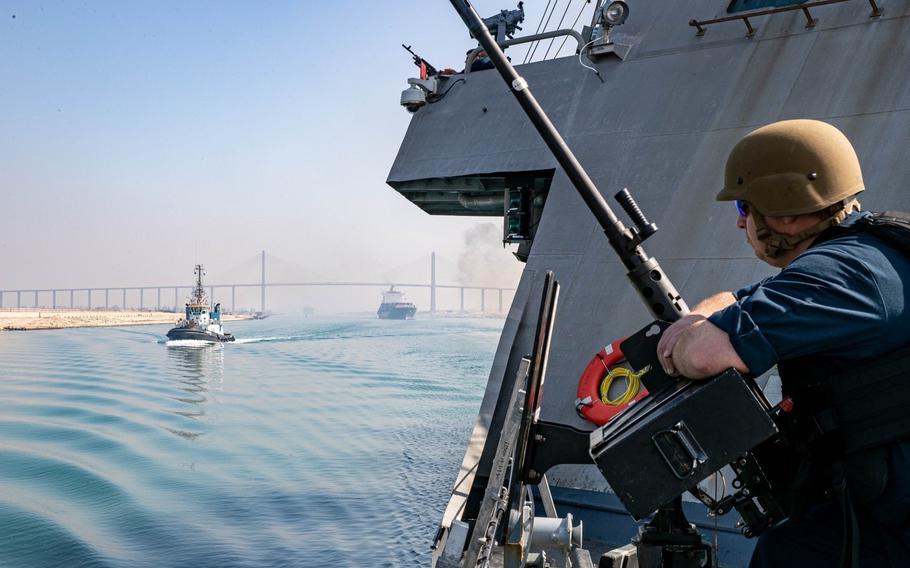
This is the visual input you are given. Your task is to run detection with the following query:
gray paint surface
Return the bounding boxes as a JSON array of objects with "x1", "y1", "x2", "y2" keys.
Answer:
[{"x1": 388, "y1": 0, "x2": 910, "y2": 560}]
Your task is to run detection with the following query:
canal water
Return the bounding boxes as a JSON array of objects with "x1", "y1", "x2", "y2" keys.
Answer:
[{"x1": 0, "y1": 315, "x2": 501, "y2": 567}]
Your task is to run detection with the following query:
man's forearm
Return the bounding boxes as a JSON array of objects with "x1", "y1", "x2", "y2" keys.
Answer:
[{"x1": 689, "y1": 292, "x2": 737, "y2": 317}]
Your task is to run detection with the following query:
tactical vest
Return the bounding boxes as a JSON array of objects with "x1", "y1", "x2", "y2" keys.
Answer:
[
  {"x1": 767, "y1": 212, "x2": 910, "y2": 567},
  {"x1": 773, "y1": 211, "x2": 910, "y2": 503},
  {"x1": 842, "y1": 211, "x2": 910, "y2": 252}
]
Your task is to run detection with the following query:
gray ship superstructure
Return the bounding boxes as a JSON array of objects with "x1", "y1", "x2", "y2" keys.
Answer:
[
  {"x1": 167, "y1": 265, "x2": 235, "y2": 343},
  {"x1": 388, "y1": 1, "x2": 910, "y2": 566}
]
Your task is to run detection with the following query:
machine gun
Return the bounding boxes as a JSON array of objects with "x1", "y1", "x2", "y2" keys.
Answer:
[
  {"x1": 402, "y1": 44, "x2": 439, "y2": 79},
  {"x1": 480, "y1": 2, "x2": 525, "y2": 43},
  {"x1": 443, "y1": 1, "x2": 791, "y2": 567}
]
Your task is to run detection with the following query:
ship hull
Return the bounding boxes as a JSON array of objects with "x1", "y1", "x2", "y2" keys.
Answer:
[
  {"x1": 385, "y1": 4, "x2": 910, "y2": 562},
  {"x1": 166, "y1": 327, "x2": 235, "y2": 342},
  {"x1": 377, "y1": 303, "x2": 417, "y2": 320}
]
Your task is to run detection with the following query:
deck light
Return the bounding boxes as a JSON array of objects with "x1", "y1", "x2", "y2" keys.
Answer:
[
  {"x1": 603, "y1": 1, "x2": 630, "y2": 27},
  {"x1": 588, "y1": 0, "x2": 631, "y2": 57}
]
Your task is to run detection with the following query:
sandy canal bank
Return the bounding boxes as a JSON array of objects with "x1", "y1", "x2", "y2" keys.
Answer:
[{"x1": 0, "y1": 309, "x2": 250, "y2": 331}]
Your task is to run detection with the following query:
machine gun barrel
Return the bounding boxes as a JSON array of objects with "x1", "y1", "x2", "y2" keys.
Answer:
[
  {"x1": 402, "y1": 44, "x2": 438, "y2": 77},
  {"x1": 447, "y1": 0, "x2": 688, "y2": 322},
  {"x1": 445, "y1": 5, "x2": 714, "y2": 566}
]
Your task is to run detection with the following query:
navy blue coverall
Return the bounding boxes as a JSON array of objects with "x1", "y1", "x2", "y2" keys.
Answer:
[{"x1": 708, "y1": 213, "x2": 910, "y2": 567}]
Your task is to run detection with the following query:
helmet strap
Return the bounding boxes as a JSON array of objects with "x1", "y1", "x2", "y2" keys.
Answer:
[{"x1": 754, "y1": 199, "x2": 860, "y2": 259}]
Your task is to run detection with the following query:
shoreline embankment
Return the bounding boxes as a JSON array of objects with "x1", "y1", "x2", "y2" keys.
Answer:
[{"x1": 0, "y1": 309, "x2": 249, "y2": 331}]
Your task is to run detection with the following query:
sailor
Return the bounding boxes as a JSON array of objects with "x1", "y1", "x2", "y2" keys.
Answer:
[
  {"x1": 462, "y1": 48, "x2": 496, "y2": 73},
  {"x1": 656, "y1": 119, "x2": 910, "y2": 567},
  {"x1": 470, "y1": 49, "x2": 495, "y2": 72}
]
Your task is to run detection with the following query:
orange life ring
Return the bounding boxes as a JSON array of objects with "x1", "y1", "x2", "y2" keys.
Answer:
[{"x1": 575, "y1": 338, "x2": 649, "y2": 426}]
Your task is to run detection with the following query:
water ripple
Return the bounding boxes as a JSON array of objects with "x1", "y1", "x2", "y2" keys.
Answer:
[{"x1": 0, "y1": 315, "x2": 501, "y2": 566}]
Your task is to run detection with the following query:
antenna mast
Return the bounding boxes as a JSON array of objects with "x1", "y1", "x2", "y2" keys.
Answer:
[{"x1": 192, "y1": 264, "x2": 207, "y2": 304}]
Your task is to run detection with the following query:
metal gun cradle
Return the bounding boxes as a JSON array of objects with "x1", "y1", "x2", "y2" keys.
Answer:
[
  {"x1": 590, "y1": 369, "x2": 779, "y2": 521},
  {"x1": 442, "y1": 0, "x2": 796, "y2": 564}
]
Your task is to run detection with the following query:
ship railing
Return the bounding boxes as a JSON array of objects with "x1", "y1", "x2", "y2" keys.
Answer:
[
  {"x1": 465, "y1": 29, "x2": 585, "y2": 75},
  {"x1": 689, "y1": 0, "x2": 881, "y2": 38}
]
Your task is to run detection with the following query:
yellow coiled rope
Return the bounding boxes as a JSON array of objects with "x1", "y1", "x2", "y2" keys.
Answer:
[{"x1": 599, "y1": 366, "x2": 645, "y2": 406}]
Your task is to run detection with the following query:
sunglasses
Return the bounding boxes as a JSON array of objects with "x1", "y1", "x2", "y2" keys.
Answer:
[{"x1": 735, "y1": 200, "x2": 749, "y2": 217}]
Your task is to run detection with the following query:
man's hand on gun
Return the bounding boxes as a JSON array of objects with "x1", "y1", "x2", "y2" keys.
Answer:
[
  {"x1": 657, "y1": 314, "x2": 708, "y2": 376},
  {"x1": 656, "y1": 291, "x2": 748, "y2": 379}
]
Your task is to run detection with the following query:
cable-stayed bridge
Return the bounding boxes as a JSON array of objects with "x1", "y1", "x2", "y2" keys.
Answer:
[{"x1": 0, "y1": 251, "x2": 518, "y2": 315}]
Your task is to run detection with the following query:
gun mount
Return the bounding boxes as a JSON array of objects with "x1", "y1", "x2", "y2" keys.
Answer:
[{"x1": 479, "y1": 2, "x2": 525, "y2": 44}]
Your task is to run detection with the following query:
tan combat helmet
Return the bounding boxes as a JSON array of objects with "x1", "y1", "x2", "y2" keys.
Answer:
[{"x1": 717, "y1": 119, "x2": 864, "y2": 257}]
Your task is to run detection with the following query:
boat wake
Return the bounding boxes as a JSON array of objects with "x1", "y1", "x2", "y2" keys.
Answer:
[
  {"x1": 233, "y1": 337, "x2": 281, "y2": 344},
  {"x1": 159, "y1": 336, "x2": 302, "y2": 346},
  {"x1": 233, "y1": 335, "x2": 314, "y2": 344},
  {"x1": 165, "y1": 339, "x2": 220, "y2": 347}
]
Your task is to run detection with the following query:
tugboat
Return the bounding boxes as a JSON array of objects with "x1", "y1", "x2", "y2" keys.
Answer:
[
  {"x1": 376, "y1": 286, "x2": 416, "y2": 320},
  {"x1": 166, "y1": 265, "x2": 235, "y2": 342}
]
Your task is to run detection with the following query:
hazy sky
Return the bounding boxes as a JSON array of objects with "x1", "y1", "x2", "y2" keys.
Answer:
[{"x1": 1, "y1": 1, "x2": 597, "y2": 312}]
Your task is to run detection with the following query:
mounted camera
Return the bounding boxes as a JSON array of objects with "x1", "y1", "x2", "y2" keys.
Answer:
[{"x1": 400, "y1": 83, "x2": 428, "y2": 112}]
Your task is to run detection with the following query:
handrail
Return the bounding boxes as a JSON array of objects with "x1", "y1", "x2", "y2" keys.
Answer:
[
  {"x1": 689, "y1": 0, "x2": 881, "y2": 38},
  {"x1": 464, "y1": 28, "x2": 585, "y2": 74}
]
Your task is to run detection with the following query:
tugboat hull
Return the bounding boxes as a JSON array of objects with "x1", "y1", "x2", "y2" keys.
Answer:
[{"x1": 166, "y1": 327, "x2": 235, "y2": 342}]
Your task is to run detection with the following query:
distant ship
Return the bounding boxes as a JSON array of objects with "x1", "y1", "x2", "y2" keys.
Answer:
[
  {"x1": 166, "y1": 265, "x2": 235, "y2": 342},
  {"x1": 376, "y1": 286, "x2": 416, "y2": 320}
]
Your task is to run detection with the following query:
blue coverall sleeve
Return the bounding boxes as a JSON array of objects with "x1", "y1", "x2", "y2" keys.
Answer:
[{"x1": 708, "y1": 247, "x2": 888, "y2": 376}]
